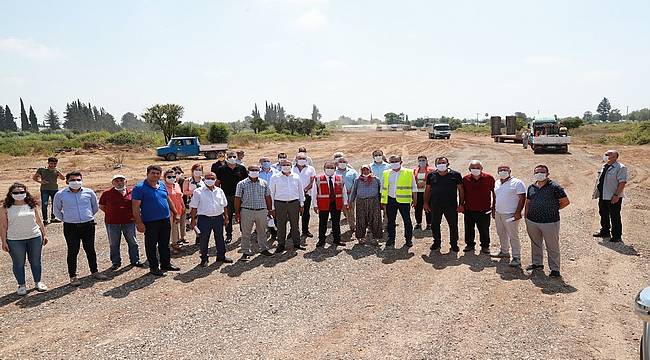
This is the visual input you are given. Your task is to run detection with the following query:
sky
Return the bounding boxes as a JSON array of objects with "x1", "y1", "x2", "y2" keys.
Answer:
[{"x1": 1, "y1": 0, "x2": 649, "y2": 124}]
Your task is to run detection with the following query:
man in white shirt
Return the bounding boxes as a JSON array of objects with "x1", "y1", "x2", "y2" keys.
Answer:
[
  {"x1": 311, "y1": 161, "x2": 349, "y2": 247},
  {"x1": 493, "y1": 164, "x2": 526, "y2": 267},
  {"x1": 189, "y1": 171, "x2": 232, "y2": 266},
  {"x1": 381, "y1": 155, "x2": 418, "y2": 248},
  {"x1": 269, "y1": 159, "x2": 305, "y2": 253},
  {"x1": 292, "y1": 153, "x2": 316, "y2": 239}
]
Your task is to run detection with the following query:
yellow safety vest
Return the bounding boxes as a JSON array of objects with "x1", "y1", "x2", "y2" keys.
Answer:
[{"x1": 381, "y1": 169, "x2": 413, "y2": 204}]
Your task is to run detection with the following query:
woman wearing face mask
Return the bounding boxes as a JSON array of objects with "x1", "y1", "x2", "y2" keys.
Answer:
[
  {"x1": 413, "y1": 156, "x2": 434, "y2": 231},
  {"x1": 171, "y1": 166, "x2": 189, "y2": 243},
  {"x1": 165, "y1": 169, "x2": 185, "y2": 253},
  {"x1": 350, "y1": 165, "x2": 382, "y2": 245},
  {"x1": 0, "y1": 183, "x2": 49, "y2": 295}
]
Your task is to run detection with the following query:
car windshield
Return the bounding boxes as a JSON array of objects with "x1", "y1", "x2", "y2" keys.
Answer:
[{"x1": 434, "y1": 125, "x2": 451, "y2": 131}]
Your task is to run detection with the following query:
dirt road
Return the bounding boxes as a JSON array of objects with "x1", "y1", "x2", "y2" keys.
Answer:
[{"x1": 0, "y1": 130, "x2": 647, "y2": 359}]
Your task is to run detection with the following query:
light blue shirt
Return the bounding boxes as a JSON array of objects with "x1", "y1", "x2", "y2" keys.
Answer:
[
  {"x1": 336, "y1": 167, "x2": 359, "y2": 194},
  {"x1": 259, "y1": 167, "x2": 280, "y2": 183},
  {"x1": 53, "y1": 187, "x2": 99, "y2": 223}
]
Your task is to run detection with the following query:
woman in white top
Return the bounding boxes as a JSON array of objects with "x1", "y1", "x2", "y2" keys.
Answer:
[{"x1": 0, "y1": 183, "x2": 49, "y2": 295}]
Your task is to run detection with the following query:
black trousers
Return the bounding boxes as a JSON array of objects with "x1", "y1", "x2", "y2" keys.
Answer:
[
  {"x1": 318, "y1": 201, "x2": 341, "y2": 244},
  {"x1": 225, "y1": 195, "x2": 236, "y2": 238},
  {"x1": 463, "y1": 210, "x2": 491, "y2": 248},
  {"x1": 144, "y1": 219, "x2": 171, "y2": 271},
  {"x1": 414, "y1": 192, "x2": 432, "y2": 226},
  {"x1": 386, "y1": 196, "x2": 413, "y2": 246},
  {"x1": 302, "y1": 194, "x2": 312, "y2": 235},
  {"x1": 63, "y1": 222, "x2": 98, "y2": 277},
  {"x1": 431, "y1": 205, "x2": 458, "y2": 247},
  {"x1": 599, "y1": 199, "x2": 623, "y2": 238}
]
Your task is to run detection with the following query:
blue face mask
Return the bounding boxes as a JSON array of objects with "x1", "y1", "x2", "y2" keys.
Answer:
[{"x1": 262, "y1": 161, "x2": 271, "y2": 169}]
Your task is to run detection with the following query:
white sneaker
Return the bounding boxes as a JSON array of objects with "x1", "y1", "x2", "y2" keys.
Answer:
[
  {"x1": 509, "y1": 257, "x2": 521, "y2": 267},
  {"x1": 17, "y1": 285, "x2": 27, "y2": 296},
  {"x1": 35, "y1": 282, "x2": 48, "y2": 292}
]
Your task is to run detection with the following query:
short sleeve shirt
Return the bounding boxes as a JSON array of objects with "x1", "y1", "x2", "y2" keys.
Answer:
[
  {"x1": 526, "y1": 180, "x2": 567, "y2": 223},
  {"x1": 462, "y1": 172, "x2": 495, "y2": 212},
  {"x1": 426, "y1": 170, "x2": 463, "y2": 207},
  {"x1": 99, "y1": 187, "x2": 134, "y2": 224},
  {"x1": 132, "y1": 180, "x2": 170, "y2": 223},
  {"x1": 235, "y1": 178, "x2": 270, "y2": 210},
  {"x1": 37, "y1": 168, "x2": 61, "y2": 191}
]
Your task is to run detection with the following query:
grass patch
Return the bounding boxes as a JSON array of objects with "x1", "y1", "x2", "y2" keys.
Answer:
[
  {"x1": 455, "y1": 124, "x2": 490, "y2": 135},
  {"x1": 229, "y1": 130, "x2": 328, "y2": 147},
  {"x1": 570, "y1": 122, "x2": 650, "y2": 145}
]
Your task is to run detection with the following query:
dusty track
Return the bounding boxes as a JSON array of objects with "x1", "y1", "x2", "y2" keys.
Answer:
[{"x1": 0, "y1": 130, "x2": 647, "y2": 359}]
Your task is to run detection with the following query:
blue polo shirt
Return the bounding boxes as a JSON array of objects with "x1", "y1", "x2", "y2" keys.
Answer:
[{"x1": 132, "y1": 179, "x2": 170, "y2": 222}]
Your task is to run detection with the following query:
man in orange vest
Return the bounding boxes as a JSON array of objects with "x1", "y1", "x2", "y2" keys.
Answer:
[{"x1": 311, "y1": 161, "x2": 349, "y2": 248}]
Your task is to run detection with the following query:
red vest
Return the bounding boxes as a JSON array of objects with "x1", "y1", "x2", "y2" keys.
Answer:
[{"x1": 315, "y1": 174, "x2": 344, "y2": 211}]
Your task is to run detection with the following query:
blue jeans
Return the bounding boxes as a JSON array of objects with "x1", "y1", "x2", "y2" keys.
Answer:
[
  {"x1": 198, "y1": 215, "x2": 225, "y2": 261},
  {"x1": 7, "y1": 236, "x2": 43, "y2": 285},
  {"x1": 106, "y1": 223, "x2": 140, "y2": 266},
  {"x1": 40, "y1": 189, "x2": 58, "y2": 220}
]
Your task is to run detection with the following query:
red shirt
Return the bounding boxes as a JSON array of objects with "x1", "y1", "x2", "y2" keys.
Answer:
[
  {"x1": 99, "y1": 187, "x2": 134, "y2": 224},
  {"x1": 462, "y1": 172, "x2": 495, "y2": 212}
]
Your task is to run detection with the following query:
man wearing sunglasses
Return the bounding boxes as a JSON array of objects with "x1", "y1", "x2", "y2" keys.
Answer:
[{"x1": 215, "y1": 151, "x2": 248, "y2": 243}]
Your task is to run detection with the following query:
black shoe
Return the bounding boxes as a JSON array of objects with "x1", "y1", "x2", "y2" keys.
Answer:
[
  {"x1": 199, "y1": 259, "x2": 209, "y2": 267},
  {"x1": 110, "y1": 263, "x2": 121, "y2": 271},
  {"x1": 414, "y1": 224, "x2": 421, "y2": 230},
  {"x1": 315, "y1": 242, "x2": 325, "y2": 248},
  {"x1": 217, "y1": 257, "x2": 234, "y2": 263},
  {"x1": 525, "y1": 264, "x2": 544, "y2": 271},
  {"x1": 161, "y1": 264, "x2": 181, "y2": 271},
  {"x1": 295, "y1": 245, "x2": 307, "y2": 250},
  {"x1": 450, "y1": 245, "x2": 460, "y2": 252},
  {"x1": 260, "y1": 250, "x2": 274, "y2": 257},
  {"x1": 149, "y1": 269, "x2": 164, "y2": 276},
  {"x1": 50, "y1": 218, "x2": 61, "y2": 223},
  {"x1": 303, "y1": 232, "x2": 314, "y2": 238},
  {"x1": 43, "y1": 219, "x2": 50, "y2": 225},
  {"x1": 240, "y1": 254, "x2": 251, "y2": 261},
  {"x1": 609, "y1": 237, "x2": 622, "y2": 242},
  {"x1": 480, "y1": 247, "x2": 491, "y2": 254},
  {"x1": 593, "y1": 231, "x2": 610, "y2": 238},
  {"x1": 430, "y1": 243, "x2": 441, "y2": 251},
  {"x1": 131, "y1": 261, "x2": 146, "y2": 268},
  {"x1": 405, "y1": 241, "x2": 413, "y2": 248},
  {"x1": 549, "y1": 270, "x2": 562, "y2": 278},
  {"x1": 425, "y1": 224, "x2": 431, "y2": 231},
  {"x1": 274, "y1": 246, "x2": 286, "y2": 254},
  {"x1": 463, "y1": 245, "x2": 475, "y2": 252},
  {"x1": 225, "y1": 235, "x2": 233, "y2": 244}
]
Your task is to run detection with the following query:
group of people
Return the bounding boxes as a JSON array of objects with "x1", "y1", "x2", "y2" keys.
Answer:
[{"x1": 0, "y1": 148, "x2": 628, "y2": 296}]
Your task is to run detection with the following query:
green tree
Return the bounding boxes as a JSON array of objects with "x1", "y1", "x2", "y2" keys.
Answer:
[
  {"x1": 229, "y1": 120, "x2": 246, "y2": 134},
  {"x1": 311, "y1": 104, "x2": 321, "y2": 122},
  {"x1": 44, "y1": 107, "x2": 61, "y2": 130},
  {"x1": 4, "y1": 105, "x2": 17, "y2": 132},
  {"x1": 120, "y1": 112, "x2": 148, "y2": 130},
  {"x1": 28, "y1": 106, "x2": 39, "y2": 131},
  {"x1": 609, "y1": 109, "x2": 622, "y2": 122},
  {"x1": 561, "y1": 117, "x2": 584, "y2": 129},
  {"x1": 250, "y1": 117, "x2": 267, "y2": 134},
  {"x1": 583, "y1": 111, "x2": 593, "y2": 122},
  {"x1": 20, "y1": 98, "x2": 30, "y2": 131},
  {"x1": 384, "y1": 112, "x2": 401, "y2": 124},
  {"x1": 627, "y1": 108, "x2": 650, "y2": 121},
  {"x1": 286, "y1": 115, "x2": 301, "y2": 135},
  {"x1": 447, "y1": 118, "x2": 463, "y2": 130},
  {"x1": 207, "y1": 123, "x2": 229, "y2": 143},
  {"x1": 0, "y1": 106, "x2": 5, "y2": 131},
  {"x1": 597, "y1": 97, "x2": 611, "y2": 121},
  {"x1": 175, "y1": 123, "x2": 201, "y2": 137},
  {"x1": 142, "y1": 103, "x2": 184, "y2": 143}
]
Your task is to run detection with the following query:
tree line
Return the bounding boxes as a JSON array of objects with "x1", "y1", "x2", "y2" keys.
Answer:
[{"x1": 247, "y1": 102, "x2": 325, "y2": 136}]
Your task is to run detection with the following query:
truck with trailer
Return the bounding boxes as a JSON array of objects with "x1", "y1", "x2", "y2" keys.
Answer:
[
  {"x1": 491, "y1": 116, "x2": 523, "y2": 143},
  {"x1": 156, "y1": 136, "x2": 228, "y2": 161},
  {"x1": 528, "y1": 116, "x2": 570, "y2": 154}
]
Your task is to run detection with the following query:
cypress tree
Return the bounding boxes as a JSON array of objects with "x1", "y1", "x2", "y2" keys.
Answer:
[
  {"x1": 29, "y1": 106, "x2": 39, "y2": 131},
  {"x1": 19, "y1": 98, "x2": 30, "y2": 131},
  {"x1": 5, "y1": 105, "x2": 18, "y2": 132}
]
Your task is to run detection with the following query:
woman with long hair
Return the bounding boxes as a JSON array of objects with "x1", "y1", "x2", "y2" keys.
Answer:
[
  {"x1": 182, "y1": 163, "x2": 205, "y2": 244},
  {"x1": 0, "y1": 183, "x2": 49, "y2": 295}
]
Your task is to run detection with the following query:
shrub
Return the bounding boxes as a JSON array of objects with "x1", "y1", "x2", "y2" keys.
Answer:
[
  {"x1": 175, "y1": 123, "x2": 202, "y2": 138},
  {"x1": 207, "y1": 123, "x2": 229, "y2": 143},
  {"x1": 106, "y1": 131, "x2": 163, "y2": 146}
]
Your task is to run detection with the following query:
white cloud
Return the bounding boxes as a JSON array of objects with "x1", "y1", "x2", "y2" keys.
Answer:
[
  {"x1": 295, "y1": 9, "x2": 328, "y2": 31},
  {"x1": 320, "y1": 59, "x2": 349, "y2": 70},
  {"x1": 0, "y1": 37, "x2": 63, "y2": 60},
  {"x1": 524, "y1": 56, "x2": 571, "y2": 65}
]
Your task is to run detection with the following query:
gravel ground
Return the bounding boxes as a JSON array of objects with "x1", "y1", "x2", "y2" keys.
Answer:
[{"x1": 0, "y1": 131, "x2": 647, "y2": 359}]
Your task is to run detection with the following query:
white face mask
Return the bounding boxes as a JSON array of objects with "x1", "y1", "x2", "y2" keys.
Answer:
[
  {"x1": 227, "y1": 157, "x2": 237, "y2": 164},
  {"x1": 325, "y1": 168, "x2": 335, "y2": 176},
  {"x1": 390, "y1": 162, "x2": 401, "y2": 170},
  {"x1": 498, "y1": 171, "x2": 510, "y2": 179},
  {"x1": 602, "y1": 154, "x2": 609, "y2": 162},
  {"x1": 114, "y1": 185, "x2": 126, "y2": 191},
  {"x1": 534, "y1": 173, "x2": 547, "y2": 181},
  {"x1": 68, "y1": 180, "x2": 83, "y2": 189},
  {"x1": 470, "y1": 169, "x2": 482, "y2": 177},
  {"x1": 204, "y1": 179, "x2": 216, "y2": 187},
  {"x1": 249, "y1": 171, "x2": 259, "y2": 178},
  {"x1": 374, "y1": 156, "x2": 383, "y2": 163},
  {"x1": 193, "y1": 170, "x2": 202, "y2": 177},
  {"x1": 436, "y1": 164, "x2": 448, "y2": 172},
  {"x1": 297, "y1": 159, "x2": 307, "y2": 166},
  {"x1": 11, "y1": 193, "x2": 26, "y2": 201},
  {"x1": 337, "y1": 163, "x2": 347, "y2": 170},
  {"x1": 418, "y1": 161, "x2": 427, "y2": 167},
  {"x1": 281, "y1": 165, "x2": 292, "y2": 173},
  {"x1": 165, "y1": 178, "x2": 176, "y2": 184}
]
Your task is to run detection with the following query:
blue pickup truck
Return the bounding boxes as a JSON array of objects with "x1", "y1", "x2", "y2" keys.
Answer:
[{"x1": 156, "y1": 137, "x2": 228, "y2": 161}]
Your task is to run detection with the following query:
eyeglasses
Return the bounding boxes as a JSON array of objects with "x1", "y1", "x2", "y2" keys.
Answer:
[
  {"x1": 228, "y1": 156, "x2": 237, "y2": 159},
  {"x1": 12, "y1": 191, "x2": 26, "y2": 195}
]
